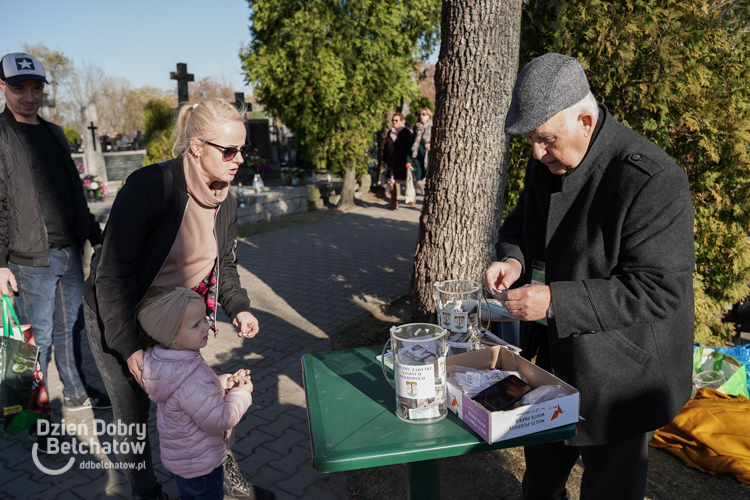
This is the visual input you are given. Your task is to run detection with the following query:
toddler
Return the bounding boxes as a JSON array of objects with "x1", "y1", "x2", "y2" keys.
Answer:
[{"x1": 138, "y1": 287, "x2": 253, "y2": 500}]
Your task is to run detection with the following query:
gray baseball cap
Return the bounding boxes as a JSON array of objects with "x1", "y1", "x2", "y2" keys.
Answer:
[
  {"x1": 504, "y1": 53, "x2": 590, "y2": 136},
  {"x1": 0, "y1": 52, "x2": 48, "y2": 86}
]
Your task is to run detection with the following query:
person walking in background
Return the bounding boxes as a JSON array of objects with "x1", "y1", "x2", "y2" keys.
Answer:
[
  {"x1": 408, "y1": 107, "x2": 432, "y2": 197},
  {"x1": 0, "y1": 52, "x2": 111, "y2": 450},
  {"x1": 83, "y1": 98, "x2": 273, "y2": 500},
  {"x1": 380, "y1": 112, "x2": 412, "y2": 210},
  {"x1": 485, "y1": 53, "x2": 695, "y2": 499},
  {"x1": 138, "y1": 287, "x2": 254, "y2": 500}
]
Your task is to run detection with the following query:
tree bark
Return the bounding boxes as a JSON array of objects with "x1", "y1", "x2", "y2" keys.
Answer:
[
  {"x1": 409, "y1": 0, "x2": 523, "y2": 321},
  {"x1": 337, "y1": 162, "x2": 358, "y2": 211}
]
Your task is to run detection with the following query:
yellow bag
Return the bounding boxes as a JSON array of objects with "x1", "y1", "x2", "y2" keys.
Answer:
[{"x1": 650, "y1": 388, "x2": 750, "y2": 485}]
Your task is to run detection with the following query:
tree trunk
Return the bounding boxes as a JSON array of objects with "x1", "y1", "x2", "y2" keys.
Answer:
[
  {"x1": 409, "y1": 0, "x2": 523, "y2": 321},
  {"x1": 337, "y1": 161, "x2": 358, "y2": 211}
]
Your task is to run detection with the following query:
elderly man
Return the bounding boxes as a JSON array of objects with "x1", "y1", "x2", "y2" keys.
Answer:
[{"x1": 485, "y1": 53, "x2": 694, "y2": 499}]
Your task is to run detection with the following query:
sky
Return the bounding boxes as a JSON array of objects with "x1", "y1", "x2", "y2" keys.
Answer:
[
  {"x1": 2, "y1": 0, "x2": 257, "y2": 93},
  {"x1": 3, "y1": 0, "x2": 440, "y2": 95}
]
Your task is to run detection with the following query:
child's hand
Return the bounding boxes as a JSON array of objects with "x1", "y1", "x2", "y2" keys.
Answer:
[
  {"x1": 227, "y1": 369, "x2": 251, "y2": 389},
  {"x1": 238, "y1": 377, "x2": 253, "y2": 394}
]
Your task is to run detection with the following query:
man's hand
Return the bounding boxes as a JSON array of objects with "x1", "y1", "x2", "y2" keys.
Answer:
[
  {"x1": 0, "y1": 268, "x2": 18, "y2": 297},
  {"x1": 496, "y1": 284, "x2": 551, "y2": 322},
  {"x1": 484, "y1": 260, "x2": 522, "y2": 298},
  {"x1": 233, "y1": 311, "x2": 259, "y2": 338},
  {"x1": 127, "y1": 350, "x2": 145, "y2": 387}
]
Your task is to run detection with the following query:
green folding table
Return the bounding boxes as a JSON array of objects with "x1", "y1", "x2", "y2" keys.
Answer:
[{"x1": 302, "y1": 347, "x2": 577, "y2": 499}]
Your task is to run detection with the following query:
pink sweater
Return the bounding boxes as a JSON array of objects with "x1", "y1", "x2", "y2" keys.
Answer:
[{"x1": 142, "y1": 345, "x2": 252, "y2": 478}]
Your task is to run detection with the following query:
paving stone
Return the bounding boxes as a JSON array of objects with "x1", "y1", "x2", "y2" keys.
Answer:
[
  {"x1": 2, "y1": 474, "x2": 48, "y2": 499},
  {"x1": 234, "y1": 412, "x2": 271, "y2": 440},
  {"x1": 252, "y1": 401, "x2": 292, "y2": 423},
  {"x1": 278, "y1": 390, "x2": 307, "y2": 407},
  {"x1": 244, "y1": 464, "x2": 287, "y2": 490},
  {"x1": 236, "y1": 446, "x2": 283, "y2": 478},
  {"x1": 261, "y1": 428, "x2": 308, "y2": 457},
  {"x1": 275, "y1": 464, "x2": 330, "y2": 497},
  {"x1": 232, "y1": 429, "x2": 276, "y2": 457},
  {"x1": 255, "y1": 412, "x2": 305, "y2": 437},
  {"x1": 266, "y1": 444, "x2": 312, "y2": 473}
]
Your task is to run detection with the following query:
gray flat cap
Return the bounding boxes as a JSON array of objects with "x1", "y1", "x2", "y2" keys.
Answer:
[{"x1": 504, "y1": 53, "x2": 590, "y2": 136}]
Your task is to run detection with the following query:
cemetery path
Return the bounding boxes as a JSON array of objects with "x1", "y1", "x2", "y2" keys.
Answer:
[{"x1": 0, "y1": 199, "x2": 422, "y2": 500}]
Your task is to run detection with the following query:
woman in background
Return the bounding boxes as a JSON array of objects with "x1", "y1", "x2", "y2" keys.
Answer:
[
  {"x1": 380, "y1": 112, "x2": 412, "y2": 210},
  {"x1": 409, "y1": 107, "x2": 433, "y2": 199}
]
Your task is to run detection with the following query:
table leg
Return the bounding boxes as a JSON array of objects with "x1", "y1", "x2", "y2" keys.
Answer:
[{"x1": 405, "y1": 459, "x2": 440, "y2": 500}]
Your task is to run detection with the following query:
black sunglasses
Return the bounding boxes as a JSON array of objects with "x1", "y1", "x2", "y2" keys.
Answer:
[{"x1": 205, "y1": 141, "x2": 252, "y2": 162}]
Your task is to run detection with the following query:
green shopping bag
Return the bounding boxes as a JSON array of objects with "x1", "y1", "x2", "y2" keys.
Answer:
[
  {"x1": 693, "y1": 346, "x2": 750, "y2": 399},
  {"x1": 0, "y1": 295, "x2": 50, "y2": 434}
]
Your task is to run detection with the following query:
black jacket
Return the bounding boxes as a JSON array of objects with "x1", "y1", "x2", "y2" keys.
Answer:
[
  {"x1": 497, "y1": 105, "x2": 695, "y2": 446},
  {"x1": 382, "y1": 127, "x2": 412, "y2": 181},
  {"x1": 0, "y1": 106, "x2": 101, "y2": 267},
  {"x1": 84, "y1": 156, "x2": 251, "y2": 362}
]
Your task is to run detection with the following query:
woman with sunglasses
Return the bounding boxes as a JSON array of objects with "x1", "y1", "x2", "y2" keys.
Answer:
[
  {"x1": 408, "y1": 108, "x2": 433, "y2": 200},
  {"x1": 82, "y1": 98, "x2": 274, "y2": 500},
  {"x1": 380, "y1": 112, "x2": 413, "y2": 210}
]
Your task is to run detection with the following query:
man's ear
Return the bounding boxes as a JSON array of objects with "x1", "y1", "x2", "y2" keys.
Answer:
[{"x1": 581, "y1": 112, "x2": 595, "y2": 137}]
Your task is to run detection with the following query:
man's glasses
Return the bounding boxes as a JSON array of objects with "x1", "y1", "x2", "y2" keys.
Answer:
[{"x1": 205, "y1": 142, "x2": 252, "y2": 162}]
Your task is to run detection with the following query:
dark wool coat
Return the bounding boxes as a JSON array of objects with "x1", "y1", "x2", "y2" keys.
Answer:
[
  {"x1": 496, "y1": 105, "x2": 695, "y2": 446},
  {"x1": 382, "y1": 127, "x2": 412, "y2": 181}
]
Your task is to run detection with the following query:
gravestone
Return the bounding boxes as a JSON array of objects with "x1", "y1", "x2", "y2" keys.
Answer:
[
  {"x1": 245, "y1": 120, "x2": 273, "y2": 162},
  {"x1": 170, "y1": 63, "x2": 194, "y2": 104},
  {"x1": 41, "y1": 92, "x2": 55, "y2": 122},
  {"x1": 81, "y1": 103, "x2": 108, "y2": 183},
  {"x1": 234, "y1": 92, "x2": 247, "y2": 110}
]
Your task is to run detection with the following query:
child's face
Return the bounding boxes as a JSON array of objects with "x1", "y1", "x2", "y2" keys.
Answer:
[{"x1": 170, "y1": 298, "x2": 210, "y2": 351}]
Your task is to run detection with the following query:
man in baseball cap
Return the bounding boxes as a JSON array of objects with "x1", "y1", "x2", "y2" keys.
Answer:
[
  {"x1": 0, "y1": 52, "x2": 111, "y2": 452},
  {"x1": 0, "y1": 52, "x2": 49, "y2": 86},
  {"x1": 485, "y1": 53, "x2": 695, "y2": 498}
]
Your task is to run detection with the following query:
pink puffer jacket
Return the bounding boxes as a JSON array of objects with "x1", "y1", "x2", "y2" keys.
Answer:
[{"x1": 142, "y1": 345, "x2": 252, "y2": 478}]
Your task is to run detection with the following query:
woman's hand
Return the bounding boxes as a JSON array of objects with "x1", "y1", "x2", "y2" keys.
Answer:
[
  {"x1": 233, "y1": 311, "x2": 259, "y2": 338},
  {"x1": 425, "y1": 144, "x2": 431, "y2": 151},
  {"x1": 127, "y1": 350, "x2": 145, "y2": 387}
]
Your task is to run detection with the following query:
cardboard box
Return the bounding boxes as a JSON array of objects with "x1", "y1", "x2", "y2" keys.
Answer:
[{"x1": 446, "y1": 346, "x2": 579, "y2": 444}]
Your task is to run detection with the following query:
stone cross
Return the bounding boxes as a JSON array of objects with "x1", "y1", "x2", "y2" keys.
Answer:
[
  {"x1": 170, "y1": 63, "x2": 194, "y2": 103},
  {"x1": 87, "y1": 121, "x2": 98, "y2": 151},
  {"x1": 81, "y1": 103, "x2": 108, "y2": 183},
  {"x1": 234, "y1": 92, "x2": 253, "y2": 112}
]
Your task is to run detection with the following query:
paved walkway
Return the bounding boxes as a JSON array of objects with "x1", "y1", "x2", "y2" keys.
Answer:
[{"x1": 0, "y1": 197, "x2": 422, "y2": 500}]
